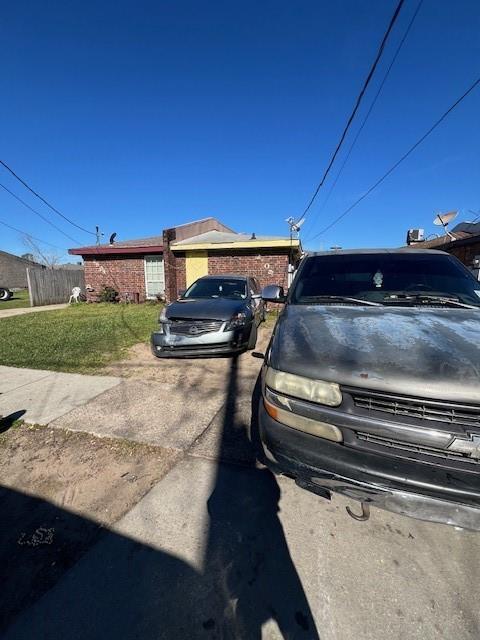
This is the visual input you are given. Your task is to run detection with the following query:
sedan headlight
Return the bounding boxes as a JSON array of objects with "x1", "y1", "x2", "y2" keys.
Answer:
[
  {"x1": 225, "y1": 312, "x2": 247, "y2": 330},
  {"x1": 159, "y1": 307, "x2": 168, "y2": 323},
  {"x1": 265, "y1": 367, "x2": 342, "y2": 407}
]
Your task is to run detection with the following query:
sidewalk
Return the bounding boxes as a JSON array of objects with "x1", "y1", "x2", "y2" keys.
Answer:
[
  {"x1": 0, "y1": 365, "x2": 121, "y2": 424},
  {"x1": 0, "y1": 303, "x2": 68, "y2": 319}
]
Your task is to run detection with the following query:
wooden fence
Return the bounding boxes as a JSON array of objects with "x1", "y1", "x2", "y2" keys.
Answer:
[{"x1": 27, "y1": 267, "x2": 85, "y2": 306}]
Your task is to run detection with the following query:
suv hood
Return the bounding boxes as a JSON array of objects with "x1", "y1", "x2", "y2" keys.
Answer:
[
  {"x1": 269, "y1": 306, "x2": 480, "y2": 403},
  {"x1": 166, "y1": 297, "x2": 247, "y2": 321}
]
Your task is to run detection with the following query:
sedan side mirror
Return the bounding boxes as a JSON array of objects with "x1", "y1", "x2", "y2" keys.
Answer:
[{"x1": 262, "y1": 285, "x2": 286, "y2": 303}]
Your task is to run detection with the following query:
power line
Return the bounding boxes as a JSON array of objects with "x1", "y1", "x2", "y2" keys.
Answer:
[
  {"x1": 309, "y1": 75, "x2": 480, "y2": 241},
  {"x1": 0, "y1": 218, "x2": 69, "y2": 251},
  {"x1": 0, "y1": 182, "x2": 80, "y2": 244},
  {"x1": 299, "y1": 0, "x2": 406, "y2": 220},
  {"x1": 304, "y1": 0, "x2": 423, "y2": 241},
  {"x1": 0, "y1": 159, "x2": 96, "y2": 236}
]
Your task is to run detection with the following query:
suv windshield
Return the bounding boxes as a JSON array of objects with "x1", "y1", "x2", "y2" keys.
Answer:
[
  {"x1": 291, "y1": 253, "x2": 480, "y2": 307},
  {"x1": 183, "y1": 278, "x2": 247, "y2": 299}
]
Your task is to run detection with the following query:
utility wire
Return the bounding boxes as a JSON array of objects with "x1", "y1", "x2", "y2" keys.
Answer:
[
  {"x1": 309, "y1": 75, "x2": 480, "y2": 241},
  {"x1": 0, "y1": 218, "x2": 69, "y2": 251},
  {"x1": 0, "y1": 182, "x2": 80, "y2": 244},
  {"x1": 299, "y1": 0, "x2": 405, "y2": 220},
  {"x1": 0, "y1": 159, "x2": 96, "y2": 236},
  {"x1": 304, "y1": 0, "x2": 423, "y2": 241}
]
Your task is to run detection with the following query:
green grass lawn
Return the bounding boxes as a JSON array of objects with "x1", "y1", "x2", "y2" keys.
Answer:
[
  {"x1": 0, "y1": 302, "x2": 161, "y2": 373},
  {"x1": 0, "y1": 289, "x2": 30, "y2": 310}
]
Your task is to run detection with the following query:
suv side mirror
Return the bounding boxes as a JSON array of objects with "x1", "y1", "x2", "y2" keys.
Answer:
[{"x1": 262, "y1": 285, "x2": 286, "y2": 303}]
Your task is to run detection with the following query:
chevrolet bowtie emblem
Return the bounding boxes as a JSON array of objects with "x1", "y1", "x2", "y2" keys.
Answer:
[{"x1": 447, "y1": 435, "x2": 480, "y2": 460}]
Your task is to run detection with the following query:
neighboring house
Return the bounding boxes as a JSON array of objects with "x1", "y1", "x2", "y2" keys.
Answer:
[
  {"x1": 69, "y1": 216, "x2": 301, "y2": 302},
  {"x1": 53, "y1": 262, "x2": 84, "y2": 271},
  {"x1": 407, "y1": 223, "x2": 480, "y2": 275},
  {"x1": 0, "y1": 250, "x2": 46, "y2": 288}
]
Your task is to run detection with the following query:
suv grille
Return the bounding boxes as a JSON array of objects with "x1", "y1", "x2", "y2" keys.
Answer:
[
  {"x1": 169, "y1": 319, "x2": 223, "y2": 336},
  {"x1": 356, "y1": 432, "x2": 479, "y2": 466},
  {"x1": 352, "y1": 391, "x2": 480, "y2": 429}
]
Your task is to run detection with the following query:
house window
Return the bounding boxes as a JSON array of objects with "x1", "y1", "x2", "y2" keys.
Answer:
[{"x1": 144, "y1": 256, "x2": 165, "y2": 298}]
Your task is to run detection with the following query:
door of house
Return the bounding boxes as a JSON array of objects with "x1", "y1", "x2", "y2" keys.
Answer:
[
  {"x1": 185, "y1": 250, "x2": 208, "y2": 287},
  {"x1": 144, "y1": 256, "x2": 165, "y2": 298}
]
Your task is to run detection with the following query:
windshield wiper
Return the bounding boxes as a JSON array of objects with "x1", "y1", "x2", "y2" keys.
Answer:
[
  {"x1": 383, "y1": 294, "x2": 478, "y2": 309},
  {"x1": 301, "y1": 295, "x2": 381, "y2": 307}
]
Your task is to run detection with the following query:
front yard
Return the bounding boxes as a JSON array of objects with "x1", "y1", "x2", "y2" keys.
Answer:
[
  {"x1": 0, "y1": 302, "x2": 161, "y2": 373},
  {"x1": 0, "y1": 289, "x2": 30, "y2": 310}
]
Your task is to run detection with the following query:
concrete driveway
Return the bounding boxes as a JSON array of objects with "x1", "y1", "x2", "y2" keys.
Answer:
[{"x1": 4, "y1": 323, "x2": 480, "y2": 639}]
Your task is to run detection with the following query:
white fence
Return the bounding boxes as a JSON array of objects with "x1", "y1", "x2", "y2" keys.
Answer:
[{"x1": 27, "y1": 268, "x2": 85, "y2": 306}]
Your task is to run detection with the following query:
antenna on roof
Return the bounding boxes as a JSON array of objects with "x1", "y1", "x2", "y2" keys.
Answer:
[
  {"x1": 285, "y1": 216, "x2": 306, "y2": 238},
  {"x1": 95, "y1": 225, "x2": 104, "y2": 246},
  {"x1": 109, "y1": 232, "x2": 117, "y2": 246},
  {"x1": 433, "y1": 211, "x2": 458, "y2": 240}
]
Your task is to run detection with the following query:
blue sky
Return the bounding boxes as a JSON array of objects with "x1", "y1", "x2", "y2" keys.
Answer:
[{"x1": 1, "y1": 0, "x2": 479, "y2": 260}]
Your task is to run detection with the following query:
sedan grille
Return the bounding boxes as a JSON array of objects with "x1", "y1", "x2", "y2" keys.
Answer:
[
  {"x1": 168, "y1": 318, "x2": 223, "y2": 336},
  {"x1": 352, "y1": 391, "x2": 480, "y2": 430}
]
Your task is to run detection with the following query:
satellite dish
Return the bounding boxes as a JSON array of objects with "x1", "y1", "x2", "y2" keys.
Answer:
[
  {"x1": 292, "y1": 217, "x2": 306, "y2": 232},
  {"x1": 286, "y1": 216, "x2": 306, "y2": 234},
  {"x1": 109, "y1": 232, "x2": 117, "y2": 245},
  {"x1": 433, "y1": 211, "x2": 458, "y2": 227}
]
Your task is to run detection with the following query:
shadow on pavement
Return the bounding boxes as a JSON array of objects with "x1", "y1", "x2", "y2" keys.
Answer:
[
  {"x1": 0, "y1": 410, "x2": 26, "y2": 434},
  {"x1": 2, "y1": 358, "x2": 319, "y2": 639}
]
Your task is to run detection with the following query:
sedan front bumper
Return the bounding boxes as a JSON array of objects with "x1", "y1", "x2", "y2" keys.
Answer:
[
  {"x1": 151, "y1": 325, "x2": 250, "y2": 358},
  {"x1": 259, "y1": 402, "x2": 480, "y2": 531}
]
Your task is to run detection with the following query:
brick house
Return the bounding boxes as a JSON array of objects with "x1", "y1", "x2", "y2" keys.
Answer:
[
  {"x1": 165, "y1": 230, "x2": 300, "y2": 302},
  {"x1": 69, "y1": 217, "x2": 300, "y2": 302}
]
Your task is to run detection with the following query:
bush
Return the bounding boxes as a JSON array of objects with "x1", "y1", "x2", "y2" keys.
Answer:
[{"x1": 98, "y1": 286, "x2": 119, "y2": 303}]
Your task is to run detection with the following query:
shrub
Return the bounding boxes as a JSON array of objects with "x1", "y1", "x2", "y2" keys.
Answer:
[{"x1": 98, "y1": 286, "x2": 119, "y2": 303}]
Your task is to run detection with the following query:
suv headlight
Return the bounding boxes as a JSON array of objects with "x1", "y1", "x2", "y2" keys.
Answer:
[
  {"x1": 225, "y1": 312, "x2": 247, "y2": 330},
  {"x1": 265, "y1": 367, "x2": 342, "y2": 407}
]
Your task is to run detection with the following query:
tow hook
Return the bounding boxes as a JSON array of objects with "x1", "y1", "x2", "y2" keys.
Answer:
[{"x1": 346, "y1": 501, "x2": 371, "y2": 522}]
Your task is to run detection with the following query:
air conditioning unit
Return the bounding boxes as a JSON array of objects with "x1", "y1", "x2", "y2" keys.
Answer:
[{"x1": 406, "y1": 228, "x2": 425, "y2": 245}]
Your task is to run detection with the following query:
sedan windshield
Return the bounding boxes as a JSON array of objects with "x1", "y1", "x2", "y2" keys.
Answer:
[
  {"x1": 291, "y1": 253, "x2": 480, "y2": 307},
  {"x1": 183, "y1": 278, "x2": 247, "y2": 299}
]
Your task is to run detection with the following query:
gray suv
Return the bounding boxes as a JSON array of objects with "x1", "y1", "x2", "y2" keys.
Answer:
[
  {"x1": 152, "y1": 274, "x2": 265, "y2": 357},
  {"x1": 257, "y1": 249, "x2": 480, "y2": 531}
]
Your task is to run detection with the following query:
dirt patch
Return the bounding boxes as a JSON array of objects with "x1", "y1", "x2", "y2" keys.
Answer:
[
  {"x1": 0, "y1": 423, "x2": 180, "y2": 522},
  {"x1": 102, "y1": 321, "x2": 274, "y2": 389},
  {"x1": 0, "y1": 422, "x2": 180, "y2": 632}
]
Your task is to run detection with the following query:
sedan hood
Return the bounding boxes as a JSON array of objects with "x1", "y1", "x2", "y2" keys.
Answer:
[
  {"x1": 166, "y1": 297, "x2": 247, "y2": 321},
  {"x1": 269, "y1": 306, "x2": 480, "y2": 403}
]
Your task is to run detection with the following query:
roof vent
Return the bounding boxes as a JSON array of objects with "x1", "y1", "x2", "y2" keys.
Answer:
[{"x1": 251, "y1": 233, "x2": 256, "y2": 240}]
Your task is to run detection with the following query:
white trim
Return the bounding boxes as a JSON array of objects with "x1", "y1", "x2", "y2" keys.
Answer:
[{"x1": 144, "y1": 255, "x2": 165, "y2": 299}]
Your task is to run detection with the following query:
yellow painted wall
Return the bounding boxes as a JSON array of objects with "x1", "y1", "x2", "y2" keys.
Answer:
[{"x1": 185, "y1": 250, "x2": 208, "y2": 286}]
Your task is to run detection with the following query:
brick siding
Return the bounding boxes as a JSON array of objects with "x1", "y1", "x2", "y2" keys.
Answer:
[
  {"x1": 84, "y1": 255, "x2": 147, "y2": 302},
  {"x1": 207, "y1": 251, "x2": 290, "y2": 290},
  {"x1": 163, "y1": 247, "x2": 291, "y2": 301}
]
